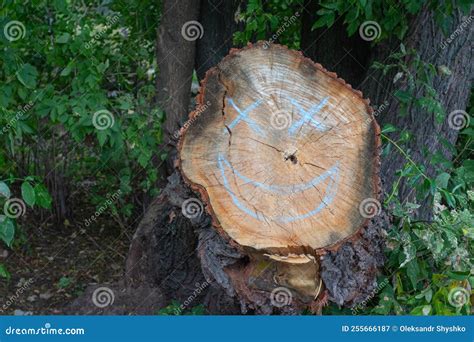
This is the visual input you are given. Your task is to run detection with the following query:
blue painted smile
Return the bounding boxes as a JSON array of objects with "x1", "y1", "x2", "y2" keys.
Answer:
[{"x1": 217, "y1": 154, "x2": 339, "y2": 223}]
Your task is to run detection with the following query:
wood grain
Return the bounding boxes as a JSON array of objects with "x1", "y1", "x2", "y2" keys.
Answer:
[{"x1": 179, "y1": 42, "x2": 380, "y2": 254}]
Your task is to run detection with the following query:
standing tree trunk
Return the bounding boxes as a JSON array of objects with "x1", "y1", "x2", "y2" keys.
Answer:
[
  {"x1": 195, "y1": 0, "x2": 243, "y2": 81},
  {"x1": 300, "y1": 0, "x2": 372, "y2": 88},
  {"x1": 362, "y1": 6, "x2": 473, "y2": 220},
  {"x1": 155, "y1": 0, "x2": 201, "y2": 176}
]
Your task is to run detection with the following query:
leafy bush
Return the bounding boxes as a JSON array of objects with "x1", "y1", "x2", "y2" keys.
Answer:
[{"x1": 0, "y1": 0, "x2": 162, "y2": 275}]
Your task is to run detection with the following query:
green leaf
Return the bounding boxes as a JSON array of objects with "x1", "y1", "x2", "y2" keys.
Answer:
[
  {"x1": 0, "y1": 182, "x2": 10, "y2": 198},
  {"x1": 57, "y1": 276, "x2": 72, "y2": 288},
  {"x1": 16, "y1": 63, "x2": 38, "y2": 89},
  {"x1": 60, "y1": 63, "x2": 74, "y2": 77},
  {"x1": 447, "y1": 271, "x2": 471, "y2": 281},
  {"x1": 394, "y1": 89, "x2": 412, "y2": 103},
  {"x1": 97, "y1": 131, "x2": 108, "y2": 147},
  {"x1": 0, "y1": 218, "x2": 15, "y2": 247},
  {"x1": 435, "y1": 172, "x2": 450, "y2": 189},
  {"x1": 21, "y1": 181, "x2": 36, "y2": 207},
  {"x1": 399, "y1": 43, "x2": 406, "y2": 55},
  {"x1": 34, "y1": 183, "x2": 52, "y2": 209},
  {"x1": 382, "y1": 124, "x2": 397, "y2": 133},
  {"x1": 405, "y1": 259, "x2": 420, "y2": 289},
  {"x1": 0, "y1": 264, "x2": 10, "y2": 280},
  {"x1": 56, "y1": 33, "x2": 71, "y2": 44},
  {"x1": 138, "y1": 150, "x2": 152, "y2": 168},
  {"x1": 410, "y1": 304, "x2": 431, "y2": 315}
]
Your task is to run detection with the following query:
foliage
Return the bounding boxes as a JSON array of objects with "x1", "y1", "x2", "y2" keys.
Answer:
[
  {"x1": 312, "y1": 0, "x2": 471, "y2": 40},
  {"x1": 0, "y1": 0, "x2": 162, "y2": 269},
  {"x1": 156, "y1": 300, "x2": 206, "y2": 316},
  {"x1": 233, "y1": 0, "x2": 303, "y2": 49}
]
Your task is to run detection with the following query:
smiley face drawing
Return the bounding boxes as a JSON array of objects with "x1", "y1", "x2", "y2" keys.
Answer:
[{"x1": 179, "y1": 43, "x2": 380, "y2": 253}]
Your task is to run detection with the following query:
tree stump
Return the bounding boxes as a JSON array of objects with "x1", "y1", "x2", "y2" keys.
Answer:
[{"x1": 177, "y1": 42, "x2": 384, "y2": 313}]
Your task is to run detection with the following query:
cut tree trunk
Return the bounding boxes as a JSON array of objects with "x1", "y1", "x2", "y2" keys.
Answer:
[{"x1": 176, "y1": 42, "x2": 386, "y2": 312}]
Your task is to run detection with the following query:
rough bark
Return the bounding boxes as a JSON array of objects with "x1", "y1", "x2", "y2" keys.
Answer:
[
  {"x1": 125, "y1": 172, "x2": 241, "y2": 314},
  {"x1": 300, "y1": 0, "x2": 372, "y2": 88},
  {"x1": 195, "y1": 0, "x2": 243, "y2": 81},
  {"x1": 155, "y1": 0, "x2": 201, "y2": 176},
  {"x1": 361, "y1": 7, "x2": 474, "y2": 220}
]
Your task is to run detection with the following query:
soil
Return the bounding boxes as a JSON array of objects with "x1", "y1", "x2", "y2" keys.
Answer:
[{"x1": 0, "y1": 211, "x2": 133, "y2": 315}]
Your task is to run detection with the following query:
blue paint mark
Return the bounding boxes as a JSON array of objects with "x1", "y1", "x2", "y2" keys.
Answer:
[
  {"x1": 218, "y1": 154, "x2": 266, "y2": 221},
  {"x1": 288, "y1": 97, "x2": 329, "y2": 135},
  {"x1": 221, "y1": 156, "x2": 338, "y2": 195},
  {"x1": 226, "y1": 98, "x2": 265, "y2": 136},
  {"x1": 217, "y1": 154, "x2": 339, "y2": 223}
]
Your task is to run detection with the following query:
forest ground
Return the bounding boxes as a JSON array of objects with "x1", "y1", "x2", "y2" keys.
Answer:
[{"x1": 0, "y1": 200, "x2": 130, "y2": 315}]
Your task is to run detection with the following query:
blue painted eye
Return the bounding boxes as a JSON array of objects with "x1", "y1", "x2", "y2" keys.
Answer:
[{"x1": 224, "y1": 96, "x2": 330, "y2": 137}]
